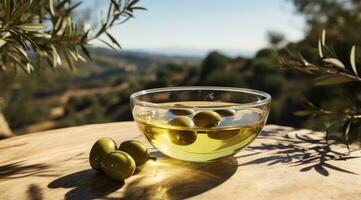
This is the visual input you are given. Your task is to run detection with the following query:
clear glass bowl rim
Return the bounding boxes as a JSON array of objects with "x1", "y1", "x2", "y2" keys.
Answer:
[{"x1": 130, "y1": 86, "x2": 271, "y2": 110}]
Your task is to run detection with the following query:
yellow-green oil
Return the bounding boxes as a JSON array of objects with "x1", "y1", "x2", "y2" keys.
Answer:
[{"x1": 134, "y1": 102, "x2": 266, "y2": 162}]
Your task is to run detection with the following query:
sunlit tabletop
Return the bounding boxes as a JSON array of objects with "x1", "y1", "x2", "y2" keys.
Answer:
[{"x1": 0, "y1": 122, "x2": 360, "y2": 200}]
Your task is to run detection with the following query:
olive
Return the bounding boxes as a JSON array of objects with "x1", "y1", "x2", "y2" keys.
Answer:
[
  {"x1": 168, "y1": 130, "x2": 197, "y2": 146},
  {"x1": 215, "y1": 109, "x2": 236, "y2": 117},
  {"x1": 168, "y1": 116, "x2": 196, "y2": 145},
  {"x1": 168, "y1": 103, "x2": 193, "y2": 116},
  {"x1": 169, "y1": 116, "x2": 194, "y2": 127},
  {"x1": 169, "y1": 108, "x2": 193, "y2": 116},
  {"x1": 193, "y1": 111, "x2": 222, "y2": 128},
  {"x1": 119, "y1": 140, "x2": 149, "y2": 167},
  {"x1": 101, "y1": 151, "x2": 136, "y2": 181},
  {"x1": 207, "y1": 129, "x2": 239, "y2": 140},
  {"x1": 89, "y1": 137, "x2": 117, "y2": 171}
]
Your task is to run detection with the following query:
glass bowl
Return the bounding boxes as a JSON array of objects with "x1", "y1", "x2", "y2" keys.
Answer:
[{"x1": 130, "y1": 87, "x2": 271, "y2": 162}]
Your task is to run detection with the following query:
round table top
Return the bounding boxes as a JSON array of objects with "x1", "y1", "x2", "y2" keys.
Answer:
[{"x1": 0, "y1": 122, "x2": 360, "y2": 200}]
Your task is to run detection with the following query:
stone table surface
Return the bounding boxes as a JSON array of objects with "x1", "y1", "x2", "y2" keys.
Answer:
[{"x1": 0, "y1": 122, "x2": 360, "y2": 200}]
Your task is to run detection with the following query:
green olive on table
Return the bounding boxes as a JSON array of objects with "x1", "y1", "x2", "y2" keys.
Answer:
[
  {"x1": 119, "y1": 140, "x2": 149, "y2": 167},
  {"x1": 215, "y1": 109, "x2": 236, "y2": 117},
  {"x1": 89, "y1": 137, "x2": 117, "y2": 171},
  {"x1": 193, "y1": 111, "x2": 222, "y2": 128},
  {"x1": 167, "y1": 116, "x2": 197, "y2": 146},
  {"x1": 101, "y1": 151, "x2": 136, "y2": 181}
]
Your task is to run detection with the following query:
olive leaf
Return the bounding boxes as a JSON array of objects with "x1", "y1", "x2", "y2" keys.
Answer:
[
  {"x1": 81, "y1": 45, "x2": 92, "y2": 61},
  {"x1": 49, "y1": 0, "x2": 55, "y2": 16},
  {"x1": 321, "y1": 29, "x2": 326, "y2": 46},
  {"x1": 318, "y1": 38, "x2": 324, "y2": 58},
  {"x1": 323, "y1": 58, "x2": 345, "y2": 69},
  {"x1": 345, "y1": 122, "x2": 351, "y2": 146},
  {"x1": 130, "y1": 6, "x2": 147, "y2": 11},
  {"x1": 16, "y1": 23, "x2": 48, "y2": 32},
  {"x1": 75, "y1": 51, "x2": 87, "y2": 62},
  {"x1": 31, "y1": 32, "x2": 52, "y2": 39},
  {"x1": 25, "y1": 62, "x2": 34, "y2": 74},
  {"x1": 99, "y1": 38, "x2": 118, "y2": 51},
  {"x1": 350, "y1": 45, "x2": 359, "y2": 77},
  {"x1": 128, "y1": 0, "x2": 140, "y2": 8},
  {"x1": 66, "y1": 47, "x2": 79, "y2": 62},
  {"x1": 106, "y1": 32, "x2": 122, "y2": 49},
  {"x1": 297, "y1": 52, "x2": 310, "y2": 66},
  {"x1": 11, "y1": 43, "x2": 29, "y2": 61},
  {"x1": 68, "y1": 2, "x2": 82, "y2": 13},
  {"x1": 0, "y1": 38, "x2": 6, "y2": 48},
  {"x1": 12, "y1": 0, "x2": 33, "y2": 19},
  {"x1": 50, "y1": 45, "x2": 61, "y2": 67},
  {"x1": 63, "y1": 49, "x2": 75, "y2": 72},
  {"x1": 314, "y1": 75, "x2": 354, "y2": 86},
  {"x1": 4, "y1": 0, "x2": 11, "y2": 19}
]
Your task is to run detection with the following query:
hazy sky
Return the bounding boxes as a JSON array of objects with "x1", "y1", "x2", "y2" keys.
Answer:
[{"x1": 87, "y1": 0, "x2": 306, "y2": 56}]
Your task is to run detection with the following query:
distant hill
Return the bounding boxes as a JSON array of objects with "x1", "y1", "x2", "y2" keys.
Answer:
[
  {"x1": 90, "y1": 47, "x2": 202, "y2": 65},
  {"x1": 130, "y1": 47, "x2": 255, "y2": 58}
]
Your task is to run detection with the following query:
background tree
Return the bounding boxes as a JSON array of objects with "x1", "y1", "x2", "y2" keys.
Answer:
[
  {"x1": 279, "y1": 0, "x2": 361, "y2": 144},
  {"x1": 200, "y1": 51, "x2": 229, "y2": 81},
  {"x1": 0, "y1": 0, "x2": 145, "y2": 138},
  {"x1": 267, "y1": 31, "x2": 285, "y2": 48}
]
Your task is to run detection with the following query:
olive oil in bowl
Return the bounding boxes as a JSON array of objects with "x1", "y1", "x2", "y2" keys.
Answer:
[{"x1": 134, "y1": 102, "x2": 266, "y2": 162}]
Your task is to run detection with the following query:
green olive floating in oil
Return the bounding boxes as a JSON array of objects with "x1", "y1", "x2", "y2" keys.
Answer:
[
  {"x1": 215, "y1": 109, "x2": 236, "y2": 117},
  {"x1": 119, "y1": 140, "x2": 149, "y2": 167},
  {"x1": 168, "y1": 103, "x2": 193, "y2": 116},
  {"x1": 89, "y1": 137, "x2": 117, "y2": 171},
  {"x1": 101, "y1": 151, "x2": 136, "y2": 181},
  {"x1": 167, "y1": 130, "x2": 197, "y2": 146},
  {"x1": 193, "y1": 111, "x2": 222, "y2": 128},
  {"x1": 169, "y1": 109, "x2": 193, "y2": 116},
  {"x1": 168, "y1": 116, "x2": 196, "y2": 145},
  {"x1": 207, "y1": 129, "x2": 240, "y2": 140},
  {"x1": 169, "y1": 116, "x2": 194, "y2": 127}
]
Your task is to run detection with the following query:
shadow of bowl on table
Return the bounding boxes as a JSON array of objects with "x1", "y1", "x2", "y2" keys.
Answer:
[
  {"x1": 48, "y1": 169, "x2": 124, "y2": 200},
  {"x1": 48, "y1": 151, "x2": 238, "y2": 200},
  {"x1": 121, "y1": 152, "x2": 238, "y2": 200}
]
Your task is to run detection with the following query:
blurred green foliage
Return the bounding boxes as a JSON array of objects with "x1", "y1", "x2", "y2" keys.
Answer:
[
  {"x1": 200, "y1": 51, "x2": 229, "y2": 81},
  {"x1": 279, "y1": 0, "x2": 361, "y2": 143}
]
